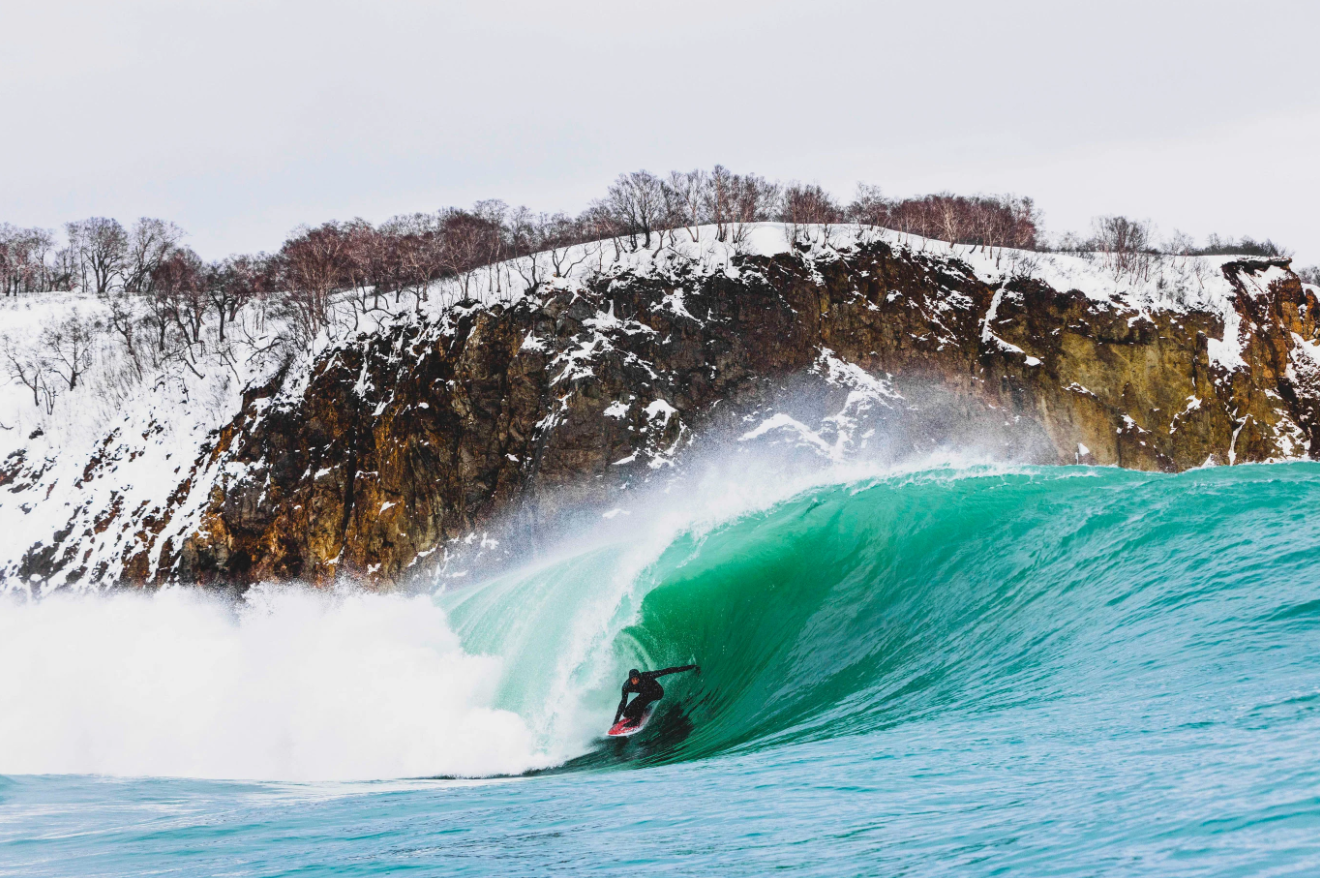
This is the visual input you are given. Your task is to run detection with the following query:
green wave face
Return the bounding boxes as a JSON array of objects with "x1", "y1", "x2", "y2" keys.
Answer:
[{"x1": 441, "y1": 463, "x2": 1320, "y2": 770}]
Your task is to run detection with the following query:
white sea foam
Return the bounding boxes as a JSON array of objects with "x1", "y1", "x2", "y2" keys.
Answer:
[{"x1": 0, "y1": 585, "x2": 553, "y2": 781}]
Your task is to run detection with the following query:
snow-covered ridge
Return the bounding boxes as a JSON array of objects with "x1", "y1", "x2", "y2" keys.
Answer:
[
  {"x1": 0, "y1": 223, "x2": 1308, "y2": 592},
  {"x1": 383, "y1": 222, "x2": 1277, "y2": 372},
  {"x1": 472, "y1": 222, "x2": 1253, "y2": 295}
]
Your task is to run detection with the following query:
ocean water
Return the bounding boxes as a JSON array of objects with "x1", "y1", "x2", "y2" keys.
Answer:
[{"x1": 3, "y1": 463, "x2": 1320, "y2": 876}]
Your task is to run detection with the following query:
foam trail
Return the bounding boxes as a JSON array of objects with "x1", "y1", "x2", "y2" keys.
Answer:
[
  {"x1": 0, "y1": 586, "x2": 552, "y2": 781},
  {"x1": 0, "y1": 456, "x2": 1057, "y2": 783}
]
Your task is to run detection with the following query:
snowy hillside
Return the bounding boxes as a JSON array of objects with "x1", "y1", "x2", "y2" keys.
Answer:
[{"x1": 1, "y1": 224, "x2": 1315, "y2": 593}]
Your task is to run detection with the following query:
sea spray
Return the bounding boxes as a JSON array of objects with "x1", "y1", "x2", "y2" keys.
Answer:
[
  {"x1": 7, "y1": 461, "x2": 1320, "y2": 787},
  {"x1": 0, "y1": 586, "x2": 553, "y2": 780}
]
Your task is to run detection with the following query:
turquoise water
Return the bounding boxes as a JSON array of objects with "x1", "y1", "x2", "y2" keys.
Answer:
[{"x1": 4, "y1": 464, "x2": 1320, "y2": 875}]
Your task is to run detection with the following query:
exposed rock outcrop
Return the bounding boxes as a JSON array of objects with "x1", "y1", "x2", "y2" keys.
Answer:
[{"x1": 5, "y1": 228, "x2": 1319, "y2": 590}]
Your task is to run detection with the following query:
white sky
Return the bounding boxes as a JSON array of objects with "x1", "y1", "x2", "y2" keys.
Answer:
[{"x1": 2, "y1": 0, "x2": 1318, "y2": 264}]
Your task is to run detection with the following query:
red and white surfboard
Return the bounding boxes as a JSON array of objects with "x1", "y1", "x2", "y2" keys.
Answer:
[{"x1": 606, "y1": 704, "x2": 655, "y2": 737}]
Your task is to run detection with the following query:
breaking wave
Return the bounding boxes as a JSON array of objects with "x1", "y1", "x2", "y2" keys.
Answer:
[
  {"x1": 0, "y1": 587, "x2": 552, "y2": 780},
  {"x1": 4, "y1": 460, "x2": 1320, "y2": 782}
]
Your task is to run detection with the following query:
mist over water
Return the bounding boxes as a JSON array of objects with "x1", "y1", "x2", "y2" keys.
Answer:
[
  {"x1": 4, "y1": 459, "x2": 1320, "y2": 874},
  {"x1": 0, "y1": 587, "x2": 550, "y2": 780},
  {"x1": 0, "y1": 443, "x2": 935, "y2": 782}
]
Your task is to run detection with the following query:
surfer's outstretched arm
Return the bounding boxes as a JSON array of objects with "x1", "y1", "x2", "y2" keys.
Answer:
[
  {"x1": 614, "y1": 688, "x2": 629, "y2": 724},
  {"x1": 647, "y1": 664, "x2": 699, "y2": 679}
]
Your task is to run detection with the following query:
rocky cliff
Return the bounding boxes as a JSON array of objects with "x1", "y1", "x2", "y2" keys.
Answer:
[{"x1": 4, "y1": 226, "x2": 1319, "y2": 591}]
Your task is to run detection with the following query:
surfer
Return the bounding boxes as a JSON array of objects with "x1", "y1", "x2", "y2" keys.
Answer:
[{"x1": 614, "y1": 665, "x2": 699, "y2": 726}]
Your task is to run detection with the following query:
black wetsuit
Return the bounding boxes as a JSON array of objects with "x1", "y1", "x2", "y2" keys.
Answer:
[{"x1": 614, "y1": 665, "x2": 698, "y2": 724}]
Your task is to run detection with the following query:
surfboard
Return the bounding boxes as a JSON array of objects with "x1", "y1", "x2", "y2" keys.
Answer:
[{"x1": 607, "y1": 704, "x2": 655, "y2": 737}]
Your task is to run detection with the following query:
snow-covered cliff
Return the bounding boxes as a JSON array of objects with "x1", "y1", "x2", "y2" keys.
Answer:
[{"x1": 3, "y1": 225, "x2": 1318, "y2": 591}]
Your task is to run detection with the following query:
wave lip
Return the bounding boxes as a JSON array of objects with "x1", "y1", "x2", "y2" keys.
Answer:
[
  {"x1": 542, "y1": 462, "x2": 1320, "y2": 767},
  {"x1": 5, "y1": 462, "x2": 1320, "y2": 782}
]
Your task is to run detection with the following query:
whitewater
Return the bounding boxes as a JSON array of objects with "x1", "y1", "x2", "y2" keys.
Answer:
[{"x1": 4, "y1": 460, "x2": 1320, "y2": 875}]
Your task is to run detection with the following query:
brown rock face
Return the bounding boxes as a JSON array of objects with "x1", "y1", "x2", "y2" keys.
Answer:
[
  {"x1": 163, "y1": 241, "x2": 1320, "y2": 589},
  {"x1": 8, "y1": 237, "x2": 1320, "y2": 590}
]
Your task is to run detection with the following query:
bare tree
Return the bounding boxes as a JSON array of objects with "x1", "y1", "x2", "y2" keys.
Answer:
[
  {"x1": 1, "y1": 334, "x2": 51, "y2": 408},
  {"x1": 704, "y1": 165, "x2": 737, "y2": 243},
  {"x1": 368, "y1": 217, "x2": 407, "y2": 309},
  {"x1": 854, "y1": 192, "x2": 1040, "y2": 254},
  {"x1": 107, "y1": 297, "x2": 144, "y2": 375},
  {"x1": 1163, "y1": 230, "x2": 1197, "y2": 266},
  {"x1": 437, "y1": 208, "x2": 504, "y2": 300},
  {"x1": 393, "y1": 217, "x2": 445, "y2": 310},
  {"x1": 545, "y1": 213, "x2": 589, "y2": 277},
  {"x1": 727, "y1": 171, "x2": 780, "y2": 244},
  {"x1": 472, "y1": 200, "x2": 510, "y2": 255},
  {"x1": 279, "y1": 223, "x2": 353, "y2": 338},
  {"x1": 503, "y1": 208, "x2": 586, "y2": 286},
  {"x1": 934, "y1": 194, "x2": 967, "y2": 246},
  {"x1": 663, "y1": 170, "x2": 707, "y2": 241},
  {"x1": 1183, "y1": 234, "x2": 1292, "y2": 258},
  {"x1": 780, "y1": 183, "x2": 842, "y2": 244},
  {"x1": 66, "y1": 217, "x2": 128, "y2": 294},
  {"x1": 997, "y1": 196, "x2": 1039, "y2": 251},
  {"x1": 576, "y1": 202, "x2": 625, "y2": 264},
  {"x1": 507, "y1": 206, "x2": 546, "y2": 287},
  {"x1": 337, "y1": 220, "x2": 389, "y2": 314},
  {"x1": 49, "y1": 245, "x2": 80, "y2": 291},
  {"x1": 40, "y1": 316, "x2": 96, "y2": 391},
  {"x1": 123, "y1": 218, "x2": 185, "y2": 293},
  {"x1": 606, "y1": 171, "x2": 667, "y2": 249},
  {"x1": 152, "y1": 248, "x2": 209, "y2": 346},
  {"x1": 141, "y1": 270, "x2": 180, "y2": 357},
  {"x1": 846, "y1": 184, "x2": 889, "y2": 229},
  {"x1": 1089, "y1": 216, "x2": 1155, "y2": 280},
  {"x1": 208, "y1": 253, "x2": 269, "y2": 342},
  {"x1": 0, "y1": 225, "x2": 56, "y2": 295}
]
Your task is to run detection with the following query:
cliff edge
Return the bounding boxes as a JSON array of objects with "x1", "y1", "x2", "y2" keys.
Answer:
[{"x1": 3, "y1": 226, "x2": 1318, "y2": 590}]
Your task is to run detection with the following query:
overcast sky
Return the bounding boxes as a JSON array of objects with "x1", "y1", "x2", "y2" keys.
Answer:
[{"x1": 2, "y1": 0, "x2": 1317, "y2": 264}]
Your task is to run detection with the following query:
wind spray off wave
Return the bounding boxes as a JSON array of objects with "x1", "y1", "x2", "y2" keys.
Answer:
[
  {"x1": 445, "y1": 460, "x2": 1320, "y2": 774},
  {"x1": 0, "y1": 587, "x2": 555, "y2": 780},
  {"x1": 5, "y1": 461, "x2": 1320, "y2": 790}
]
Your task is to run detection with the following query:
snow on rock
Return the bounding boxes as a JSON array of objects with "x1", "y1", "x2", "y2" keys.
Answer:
[
  {"x1": 737, "y1": 348, "x2": 902, "y2": 462},
  {"x1": 0, "y1": 291, "x2": 291, "y2": 592},
  {"x1": 3, "y1": 223, "x2": 1316, "y2": 591},
  {"x1": 644, "y1": 399, "x2": 677, "y2": 426}
]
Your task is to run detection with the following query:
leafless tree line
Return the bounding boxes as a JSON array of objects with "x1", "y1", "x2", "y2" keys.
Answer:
[
  {"x1": 596, "y1": 171, "x2": 1044, "y2": 253},
  {"x1": 1050, "y1": 216, "x2": 1296, "y2": 283},
  {"x1": 1, "y1": 224, "x2": 60, "y2": 295},
  {"x1": 0, "y1": 174, "x2": 1051, "y2": 421},
  {"x1": 1, "y1": 218, "x2": 192, "y2": 296},
  {"x1": 3, "y1": 168, "x2": 1305, "y2": 430},
  {"x1": 598, "y1": 167, "x2": 782, "y2": 248},
  {"x1": 6, "y1": 168, "x2": 1299, "y2": 336},
  {"x1": 842, "y1": 186, "x2": 1043, "y2": 252}
]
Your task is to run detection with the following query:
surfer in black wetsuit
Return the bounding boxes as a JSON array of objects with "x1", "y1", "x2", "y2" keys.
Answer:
[{"x1": 614, "y1": 665, "x2": 699, "y2": 725}]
